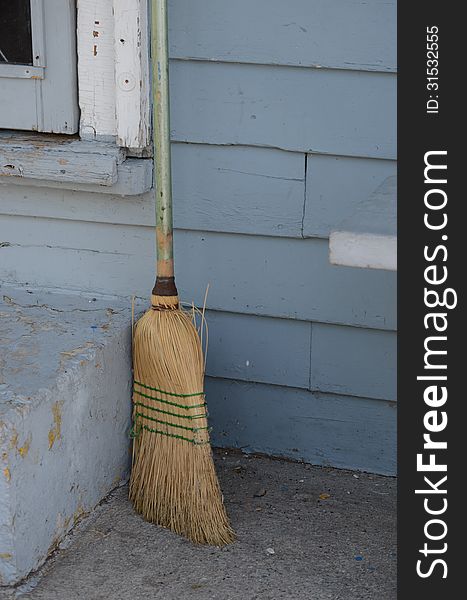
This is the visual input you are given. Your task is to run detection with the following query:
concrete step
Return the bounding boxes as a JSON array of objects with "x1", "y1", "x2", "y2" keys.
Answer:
[{"x1": 0, "y1": 284, "x2": 132, "y2": 585}]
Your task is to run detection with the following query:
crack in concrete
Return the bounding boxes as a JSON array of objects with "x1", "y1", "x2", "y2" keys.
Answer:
[{"x1": 2, "y1": 296, "x2": 123, "y2": 315}]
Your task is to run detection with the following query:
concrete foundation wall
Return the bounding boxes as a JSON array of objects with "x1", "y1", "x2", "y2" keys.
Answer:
[{"x1": 0, "y1": 288, "x2": 132, "y2": 584}]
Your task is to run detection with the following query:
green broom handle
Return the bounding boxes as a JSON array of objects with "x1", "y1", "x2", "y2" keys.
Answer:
[{"x1": 151, "y1": 0, "x2": 177, "y2": 297}]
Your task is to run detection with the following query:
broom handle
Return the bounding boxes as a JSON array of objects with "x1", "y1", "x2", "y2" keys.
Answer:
[{"x1": 151, "y1": 0, "x2": 177, "y2": 297}]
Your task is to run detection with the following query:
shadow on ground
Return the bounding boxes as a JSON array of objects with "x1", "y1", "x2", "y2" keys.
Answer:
[{"x1": 1, "y1": 450, "x2": 396, "y2": 600}]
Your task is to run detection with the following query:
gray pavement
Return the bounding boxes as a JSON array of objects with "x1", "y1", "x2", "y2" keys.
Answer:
[{"x1": 1, "y1": 450, "x2": 396, "y2": 600}]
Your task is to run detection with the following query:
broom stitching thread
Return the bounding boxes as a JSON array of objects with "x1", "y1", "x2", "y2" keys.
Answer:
[
  {"x1": 133, "y1": 401, "x2": 205, "y2": 420},
  {"x1": 134, "y1": 411, "x2": 209, "y2": 433},
  {"x1": 130, "y1": 420, "x2": 209, "y2": 445},
  {"x1": 134, "y1": 380, "x2": 204, "y2": 398},
  {"x1": 140, "y1": 425, "x2": 209, "y2": 445},
  {"x1": 133, "y1": 388, "x2": 206, "y2": 410}
]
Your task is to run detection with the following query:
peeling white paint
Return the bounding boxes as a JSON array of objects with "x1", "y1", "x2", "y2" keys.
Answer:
[
  {"x1": 0, "y1": 132, "x2": 123, "y2": 186},
  {"x1": 77, "y1": 0, "x2": 150, "y2": 150},
  {"x1": 77, "y1": 0, "x2": 117, "y2": 141},
  {"x1": 114, "y1": 0, "x2": 150, "y2": 150}
]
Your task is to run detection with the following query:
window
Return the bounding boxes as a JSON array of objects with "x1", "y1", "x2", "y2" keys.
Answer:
[
  {"x1": 0, "y1": 1, "x2": 33, "y2": 66},
  {"x1": 0, "y1": 0, "x2": 151, "y2": 191},
  {"x1": 0, "y1": 0, "x2": 78, "y2": 134}
]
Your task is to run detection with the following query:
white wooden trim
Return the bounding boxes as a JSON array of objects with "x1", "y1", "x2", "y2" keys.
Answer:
[
  {"x1": 114, "y1": 0, "x2": 150, "y2": 150},
  {"x1": 77, "y1": 0, "x2": 150, "y2": 150},
  {"x1": 330, "y1": 232, "x2": 397, "y2": 271},
  {"x1": 77, "y1": 0, "x2": 117, "y2": 141},
  {"x1": 0, "y1": 158, "x2": 152, "y2": 196},
  {"x1": 0, "y1": 132, "x2": 125, "y2": 186},
  {"x1": 329, "y1": 176, "x2": 397, "y2": 271}
]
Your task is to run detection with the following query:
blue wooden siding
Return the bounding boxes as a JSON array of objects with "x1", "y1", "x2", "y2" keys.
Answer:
[
  {"x1": 168, "y1": 0, "x2": 396, "y2": 72},
  {"x1": 207, "y1": 378, "x2": 396, "y2": 475},
  {"x1": 0, "y1": 0, "x2": 397, "y2": 473},
  {"x1": 170, "y1": 61, "x2": 396, "y2": 159},
  {"x1": 172, "y1": 144, "x2": 306, "y2": 237},
  {"x1": 311, "y1": 324, "x2": 397, "y2": 401},
  {"x1": 0, "y1": 217, "x2": 396, "y2": 330},
  {"x1": 205, "y1": 312, "x2": 312, "y2": 389},
  {"x1": 304, "y1": 154, "x2": 397, "y2": 238}
]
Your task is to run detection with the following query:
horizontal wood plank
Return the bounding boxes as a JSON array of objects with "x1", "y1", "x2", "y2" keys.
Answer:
[
  {"x1": 0, "y1": 133, "x2": 125, "y2": 186},
  {"x1": 0, "y1": 144, "x2": 305, "y2": 237},
  {"x1": 206, "y1": 378, "x2": 396, "y2": 475},
  {"x1": 175, "y1": 231, "x2": 396, "y2": 330},
  {"x1": 0, "y1": 148, "x2": 118, "y2": 186},
  {"x1": 205, "y1": 311, "x2": 311, "y2": 388},
  {"x1": 0, "y1": 158, "x2": 152, "y2": 196},
  {"x1": 304, "y1": 155, "x2": 397, "y2": 238},
  {"x1": 170, "y1": 60, "x2": 396, "y2": 159},
  {"x1": 311, "y1": 324, "x2": 397, "y2": 401},
  {"x1": 337, "y1": 176, "x2": 397, "y2": 238},
  {"x1": 168, "y1": 0, "x2": 396, "y2": 73},
  {"x1": 173, "y1": 144, "x2": 305, "y2": 236},
  {"x1": 0, "y1": 146, "x2": 398, "y2": 241},
  {"x1": 0, "y1": 218, "x2": 396, "y2": 329}
]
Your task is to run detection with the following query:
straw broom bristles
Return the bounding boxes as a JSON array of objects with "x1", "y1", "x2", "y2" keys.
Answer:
[{"x1": 129, "y1": 294, "x2": 235, "y2": 545}]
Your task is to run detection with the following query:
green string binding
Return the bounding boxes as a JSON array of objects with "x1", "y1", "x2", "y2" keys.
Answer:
[
  {"x1": 133, "y1": 401, "x2": 205, "y2": 420},
  {"x1": 134, "y1": 380, "x2": 204, "y2": 398},
  {"x1": 129, "y1": 420, "x2": 142, "y2": 439},
  {"x1": 138, "y1": 424, "x2": 209, "y2": 445},
  {"x1": 134, "y1": 411, "x2": 209, "y2": 434},
  {"x1": 134, "y1": 388, "x2": 205, "y2": 411},
  {"x1": 130, "y1": 381, "x2": 210, "y2": 444},
  {"x1": 130, "y1": 416, "x2": 210, "y2": 445}
]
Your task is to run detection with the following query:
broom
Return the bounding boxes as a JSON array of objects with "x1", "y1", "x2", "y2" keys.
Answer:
[{"x1": 128, "y1": 0, "x2": 235, "y2": 545}]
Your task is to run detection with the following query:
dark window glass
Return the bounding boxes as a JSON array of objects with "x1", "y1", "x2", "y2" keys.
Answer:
[{"x1": 0, "y1": 0, "x2": 33, "y2": 65}]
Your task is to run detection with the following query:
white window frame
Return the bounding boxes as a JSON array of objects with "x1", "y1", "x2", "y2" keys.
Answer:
[
  {"x1": 0, "y1": 0, "x2": 45, "y2": 80},
  {"x1": 0, "y1": 0, "x2": 150, "y2": 151},
  {"x1": 1, "y1": 0, "x2": 152, "y2": 193},
  {"x1": 0, "y1": 0, "x2": 79, "y2": 134}
]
